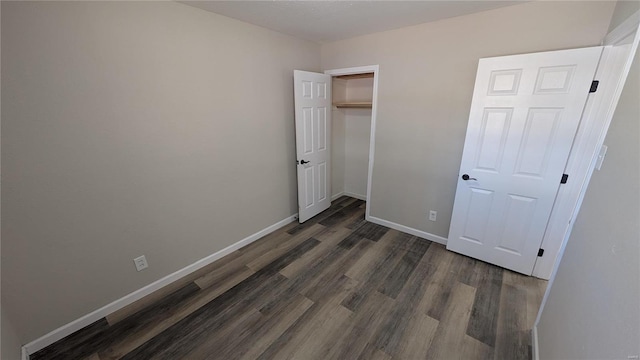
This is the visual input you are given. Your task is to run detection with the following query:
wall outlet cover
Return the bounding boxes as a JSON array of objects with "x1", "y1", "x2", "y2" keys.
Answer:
[{"x1": 133, "y1": 255, "x2": 148, "y2": 272}]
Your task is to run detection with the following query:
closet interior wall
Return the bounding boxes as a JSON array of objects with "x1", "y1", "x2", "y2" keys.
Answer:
[{"x1": 331, "y1": 75, "x2": 373, "y2": 200}]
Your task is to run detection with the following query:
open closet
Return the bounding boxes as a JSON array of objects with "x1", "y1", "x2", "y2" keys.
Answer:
[
  {"x1": 330, "y1": 72, "x2": 374, "y2": 201},
  {"x1": 293, "y1": 66, "x2": 378, "y2": 223}
]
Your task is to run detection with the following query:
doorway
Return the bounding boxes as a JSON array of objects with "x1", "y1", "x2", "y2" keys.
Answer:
[
  {"x1": 325, "y1": 66, "x2": 379, "y2": 220},
  {"x1": 293, "y1": 66, "x2": 379, "y2": 223}
]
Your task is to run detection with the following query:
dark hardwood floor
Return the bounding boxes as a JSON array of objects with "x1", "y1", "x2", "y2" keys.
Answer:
[{"x1": 30, "y1": 196, "x2": 547, "y2": 360}]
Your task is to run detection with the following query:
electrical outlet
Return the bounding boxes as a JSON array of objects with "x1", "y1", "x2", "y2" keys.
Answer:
[
  {"x1": 133, "y1": 255, "x2": 148, "y2": 272},
  {"x1": 429, "y1": 210, "x2": 437, "y2": 221}
]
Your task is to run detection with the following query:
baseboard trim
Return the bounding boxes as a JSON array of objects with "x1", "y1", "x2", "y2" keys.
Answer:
[
  {"x1": 532, "y1": 325, "x2": 540, "y2": 360},
  {"x1": 343, "y1": 191, "x2": 366, "y2": 201},
  {"x1": 22, "y1": 214, "x2": 298, "y2": 356},
  {"x1": 366, "y1": 215, "x2": 448, "y2": 245},
  {"x1": 332, "y1": 191, "x2": 367, "y2": 201}
]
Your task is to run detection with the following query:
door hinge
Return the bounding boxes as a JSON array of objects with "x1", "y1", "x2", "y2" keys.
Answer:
[
  {"x1": 590, "y1": 80, "x2": 599, "y2": 93},
  {"x1": 560, "y1": 174, "x2": 569, "y2": 184},
  {"x1": 538, "y1": 248, "x2": 545, "y2": 257}
]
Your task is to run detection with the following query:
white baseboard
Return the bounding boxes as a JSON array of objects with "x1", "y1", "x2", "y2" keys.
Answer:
[
  {"x1": 532, "y1": 325, "x2": 540, "y2": 360},
  {"x1": 366, "y1": 215, "x2": 448, "y2": 245},
  {"x1": 343, "y1": 191, "x2": 366, "y2": 201},
  {"x1": 22, "y1": 214, "x2": 298, "y2": 356},
  {"x1": 331, "y1": 191, "x2": 367, "y2": 201}
]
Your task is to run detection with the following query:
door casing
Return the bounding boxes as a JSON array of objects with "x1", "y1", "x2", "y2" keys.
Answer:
[{"x1": 533, "y1": 16, "x2": 640, "y2": 279}]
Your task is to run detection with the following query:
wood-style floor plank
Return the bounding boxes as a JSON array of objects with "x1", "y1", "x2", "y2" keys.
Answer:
[
  {"x1": 246, "y1": 223, "x2": 325, "y2": 271},
  {"x1": 466, "y1": 263, "x2": 504, "y2": 346},
  {"x1": 317, "y1": 199, "x2": 364, "y2": 227},
  {"x1": 461, "y1": 334, "x2": 495, "y2": 360},
  {"x1": 255, "y1": 276, "x2": 358, "y2": 360},
  {"x1": 425, "y1": 282, "x2": 477, "y2": 359},
  {"x1": 378, "y1": 237, "x2": 430, "y2": 299},
  {"x1": 494, "y1": 283, "x2": 530, "y2": 360},
  {"x1": 192, "y1": 229, "x2": 294, "y2": 289},
  {"x1": 344, "y1": 229, "x2": 400, "y2": 282},
  {"x1": 30, "y1": 197, "x2": 547, "y2": 360},
  {"x1": 238, "y1": 294, "x2": 314, "y2": 360},
  {"x1": 287, "y1": 302, "x2": 353, "y2": 360},
  {"x1": 301, "y1": 238, "x2": 373, "y2": 302},
  {"x1": 424, "y1": 248, "x2": 466, "y2": 320},
  {"x1": 342, "y1": 232, "x2": 414, "y2": 312},
  {"x1": 257, "y1": 235, "x2": 365, "y2": 316},
  {"x1": 393, "y1": 311, "x2": 439, "y2": 359},
  {"x1": 327, "y1": 290, "x2": 396, "y2": 360},
  {"x1": 502, "y1": 269, "x2": 546, "y2": 329},
  {"x1": 370, "y1": 349, "x2": 393, "y2": 360},
  {"x1": 30, "y1": 319, "x2": 110, "y2": 360},
  {"x1": 180, "y1": 307, "x2": 264, "y2": 359},
  {"x1": 278, "y1": 227, "x2": 352, "y2": 279},
  {"x1": 372, "y1": 249, "x2": 438, "y2": 357},
  {"x1": 98, "y1": 283, "x2": 203, "y2": 360}
]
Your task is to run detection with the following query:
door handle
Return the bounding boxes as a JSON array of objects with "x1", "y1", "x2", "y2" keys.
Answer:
[
  {"x1": 461, "y1": 174, "x2": 477, "y2": 181},
  {"x1": 299, "y1": 159, "x2": 310, "y2": 165}
]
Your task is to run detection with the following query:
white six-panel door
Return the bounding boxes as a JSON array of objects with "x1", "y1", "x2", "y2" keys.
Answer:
[
  {"x1": 294, "y1": 70, "x2": 332, "y2": 223},
  {"x1": 447, "y1": 47, "x2": 603, "y2": 275}
]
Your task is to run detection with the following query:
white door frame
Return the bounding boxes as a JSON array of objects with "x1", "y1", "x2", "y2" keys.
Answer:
[
  {"x1": 532, "y1": 11, "x2": 640, "y2": 279},
  {"x1": 532, "y1": 11, "x2": 640, "y2": 359},
  {"x1": 324, "y1": 65, "x2": 379, "y2": 220}
]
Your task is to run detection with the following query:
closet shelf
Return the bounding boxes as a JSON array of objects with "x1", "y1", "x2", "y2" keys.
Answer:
[
  {"x1": 334, "y1": 72, "x2": 374, "y2": 80},
  {"x1": 333, "y1": 101, "x2": 372, "y2": 109}
]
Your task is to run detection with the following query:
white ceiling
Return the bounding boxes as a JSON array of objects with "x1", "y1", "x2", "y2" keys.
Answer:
[{"x1": 181, "y1": 1, "x2": 524, "y2": 43}]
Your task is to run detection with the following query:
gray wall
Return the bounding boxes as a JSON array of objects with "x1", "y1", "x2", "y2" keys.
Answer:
[
  {"x1": 321, "y1": 1, "x2": 615, "y2": 238},
  {"x1": 0, "y1": 2, "x2": 22, "y2": 357},
  {"x1": 1, "y1": 1, "x2": 319, "y2": 344},
  {"x1": 1, "y1": 308, "x2": 21, "y2": 360},
  {"x1": 537, "y1": 17, "x2": 640, "y2": 359},
  {"x1": 608, "y1": 0, "x2": 640, "y2": 33},
  {"x1": 344, "y1": 109, "x2": 371, "y2": 198}
]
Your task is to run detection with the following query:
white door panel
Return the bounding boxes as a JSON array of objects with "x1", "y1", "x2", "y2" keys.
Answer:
[
  {"x1": 294, "y1": 70, "x2": 332, "y2": 223},
  {"x1": 447, "y1": 47, "x2": 603, "y2": 275}
]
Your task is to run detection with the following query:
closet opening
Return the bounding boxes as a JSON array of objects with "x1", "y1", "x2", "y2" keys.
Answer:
[{"x1": 325, "y1": 66, "x2": 379, "y2": 220}]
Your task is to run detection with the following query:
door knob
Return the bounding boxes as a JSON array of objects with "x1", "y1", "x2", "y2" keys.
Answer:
[
  {"x1": 299, "y1": 159, "x2": 310, "y2": 165},
  {"x1": 462, "y1": 174, "x2": 477, "y2": 181}
]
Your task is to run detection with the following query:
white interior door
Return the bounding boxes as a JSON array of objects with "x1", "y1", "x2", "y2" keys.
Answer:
[
  {"x1": 294, "y1": 70, "x2": 332, "y2": 223},
  {"x1": 447, "y1": 47, "x2": 603, "y2": 275}
]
